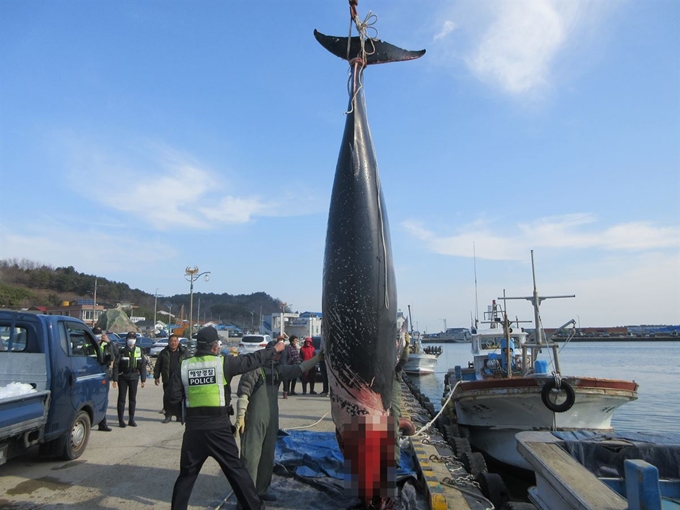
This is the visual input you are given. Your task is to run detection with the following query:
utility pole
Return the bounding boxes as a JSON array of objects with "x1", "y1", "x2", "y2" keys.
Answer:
[{"x1": 92, "y1": 277, "x2": 98, "y2": 327}]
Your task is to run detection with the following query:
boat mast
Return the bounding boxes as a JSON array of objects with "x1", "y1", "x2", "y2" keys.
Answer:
[
  {"x1": 503, "y1": 250, "x2": 575, "y2": 375},
  {"x1": 473, "y1": 242, "x2": 479, "y2": 330}
]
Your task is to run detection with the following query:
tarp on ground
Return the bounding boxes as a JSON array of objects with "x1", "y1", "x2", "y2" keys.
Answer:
[
  {"x1": 275, "y1": 429, "x2": 418, "y2": 482},
  {"x1": 273, "y1": 430, "x2": 425, "y2": 510}
]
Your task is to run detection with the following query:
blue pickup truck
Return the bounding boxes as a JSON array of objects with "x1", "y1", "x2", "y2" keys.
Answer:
[{"x1": 0, "y1": 311, "x2": 110, "y2": 465}]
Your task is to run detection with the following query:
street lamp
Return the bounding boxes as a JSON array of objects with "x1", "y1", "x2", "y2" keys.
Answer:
[
  {"x1": 185, "y1": 266, "x2": 211, "y2": 339},
  {"x1": 154, "y1": 289, "x2": 159, "y2": 334},
  {"x1": 166, "y1": 304, "x2": 173, "y2": 334}
]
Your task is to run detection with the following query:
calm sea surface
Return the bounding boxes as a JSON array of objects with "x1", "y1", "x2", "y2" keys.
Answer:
[{"x1": 408, "y1": 341, "x2": 680, "y2": 434}]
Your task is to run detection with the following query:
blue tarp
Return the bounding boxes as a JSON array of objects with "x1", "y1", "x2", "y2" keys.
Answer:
[
  {"x1": 552, "y1": 431, "x2": 680, "y2": 479},
  {"x1": 275, "y1": 430, "x2": 417, "y2": 482}
]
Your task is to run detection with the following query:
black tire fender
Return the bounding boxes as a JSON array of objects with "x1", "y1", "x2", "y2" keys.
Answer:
[
  {"x1": 541, "y1": 379, "x2": 576, "y2": 413},
  {"x1": 462, "y1": 451, "x2": 487, "y2": 478},
  {"x1": 476, "y1": 472, "x2": 510, "y2": 509},
  {"x1": 451, "y1": 436, "x2": 472, "y2": 458}
]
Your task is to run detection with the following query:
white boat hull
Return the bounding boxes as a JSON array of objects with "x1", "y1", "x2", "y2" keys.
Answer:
[
  {"x1": 450, "y1": 376, "x2": 638, "y2": 469},
  {"x1": 403, "y1": 354, "x2": 438, "y2": 375}
]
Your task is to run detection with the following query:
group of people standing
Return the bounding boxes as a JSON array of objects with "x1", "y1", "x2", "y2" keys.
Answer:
[
  {"x1": 280, "y1": 335, "x2": 328, "y2": 398},
  {"x1": 95, "y1": 324, "x2": 328, "y2": 510}
]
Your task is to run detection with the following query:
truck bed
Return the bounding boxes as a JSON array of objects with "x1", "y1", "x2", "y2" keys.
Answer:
[
  {"x1": 0, "y1": 390, "x2": 51, "y2": 440},
  {"x1": 0, "y1": 351, "x2": 51, "y2": 447}
]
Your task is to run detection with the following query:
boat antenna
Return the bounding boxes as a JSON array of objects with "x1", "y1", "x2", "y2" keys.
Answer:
[
  {"x1": 502, "y1": 250, "x2": 575, "y2": 374},
  {"x1": 473, "y1": 242, "x2": 479, "y2": 330},
  {"x1": 407, "y1": 304, "x2": 414, "y2": 337},
  {"x1": 500, "y1": 289, "x2": 514, "y2": 377}
]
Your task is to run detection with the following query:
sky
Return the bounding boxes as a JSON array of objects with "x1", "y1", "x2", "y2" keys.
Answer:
[{"x1": 1, "y1": 1, "x2": 678, "y2": 332}]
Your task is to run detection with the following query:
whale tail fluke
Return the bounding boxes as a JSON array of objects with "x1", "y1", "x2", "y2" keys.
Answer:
[{"x1": 314, "y1": 29, "x2": 425, "y2": 65}]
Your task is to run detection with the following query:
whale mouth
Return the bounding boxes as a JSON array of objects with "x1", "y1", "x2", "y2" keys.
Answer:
[{"x1": 338, "y1": 414, "x2": 397, "y2": 502}]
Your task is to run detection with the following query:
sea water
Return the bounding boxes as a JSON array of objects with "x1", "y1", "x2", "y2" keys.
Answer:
[{"x1": 408, "y1": 341, "x2": 680, "y2": 434}]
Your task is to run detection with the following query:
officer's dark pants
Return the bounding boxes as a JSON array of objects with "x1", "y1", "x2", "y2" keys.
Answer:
[
  {"x1": 171, "y1": 415, "x2": 263, "y2": 510},
  {"x1": 99, "y1": 368, "x2": 112, "y2": 427},
  {"x1": 117, "y1": 377, "x2": 138, "y2": 422}
]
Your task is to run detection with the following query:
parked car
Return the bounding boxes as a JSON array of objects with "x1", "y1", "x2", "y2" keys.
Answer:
[
  {"x1": 105, "y1": 332, "x2": 123, "y2": 345},
  {"x1": 236, "y1": 334, "x2": 273, "y2": 355},
  {"x1": 149, "y1": 339, "x2": 168, "y2": 357},
  {"x1": 135, "y1": 336, "x2": 156, "y2": 355}
]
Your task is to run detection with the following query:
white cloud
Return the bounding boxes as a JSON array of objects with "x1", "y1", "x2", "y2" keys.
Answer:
[
  {"x1": 434, "y1": 20, "x2": 458, "y2": 41},
  {"x1": 403, "y1": 214, "x2": 680, "y2": 260},
  {"x1": 64, "y1": 140, "x2": 295, "y2": 231},
  {"x1": 434, "y1": 0, "x2": 614, "y2": 96}
]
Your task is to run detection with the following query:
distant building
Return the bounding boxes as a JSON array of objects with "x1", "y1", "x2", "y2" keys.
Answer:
[
  {"x1": 43, "y1": 300, "x2": 106, "y2": 327},
  {"x1": 266, "y1": 311, "x2": 322, "y2": 339}
]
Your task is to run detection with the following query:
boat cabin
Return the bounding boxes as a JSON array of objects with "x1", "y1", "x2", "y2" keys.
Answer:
[{"x1": 468, "y1": 329, "x2": 530, "y2": 380}]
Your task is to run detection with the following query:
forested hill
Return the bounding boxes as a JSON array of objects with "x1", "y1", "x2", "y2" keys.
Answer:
[{"x1": 0, "y1": 259, "x2": 288, "y2": 328}]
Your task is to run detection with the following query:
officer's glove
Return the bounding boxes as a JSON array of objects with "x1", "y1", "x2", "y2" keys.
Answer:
[
  {"x1": 299, "y1": 352, "x2": 323, "y2": 373},
  {"x1": 235, "y1": 395, "x2": 248, "y2": 435}
]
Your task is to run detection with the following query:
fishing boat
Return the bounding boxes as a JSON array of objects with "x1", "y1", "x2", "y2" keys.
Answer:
[
  {"x1": 403, "y1": 334, "x2": 441, "y2": 375},
  {"x1": 443, "y1": 251, "x2": 639, "y2": 470},
  {"x1": 402, "y1": 306, "x2": 441, "y2": 375},
  {"x1": 516, "y1": 430, "x2": 680, "y2": 510}
]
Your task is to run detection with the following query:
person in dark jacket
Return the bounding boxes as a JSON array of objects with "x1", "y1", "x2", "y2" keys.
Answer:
[
  {"x1": 154, "y1": 334, "x2": 187, "y2": 423},
  {"x1": 280, "y1": 335, "x2": 300, "y2": 397},
  {"x1": 235, "y1": 341, "x2": 323, "y2": 501},
  {"x1": 94, "y1": 327, "x2": 118, "y2": 431},
  {"x1": 113, "y1": 332, "x2": 146, "y2": 427},
  {"x1": 171, "y1": 326, "x2": 285, "y2": 510}
]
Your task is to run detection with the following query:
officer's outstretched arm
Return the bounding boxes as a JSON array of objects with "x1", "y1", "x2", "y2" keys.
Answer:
[{"x1": 299, "y1": 352, "x2": 323, "y2": 373}]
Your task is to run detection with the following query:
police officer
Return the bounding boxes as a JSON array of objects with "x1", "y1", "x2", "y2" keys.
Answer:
[
  {"x1": 94, "y1": 327, "x2": 119, "y2": 431},
  {"x1": 113, "y1": 332, "x2": 146, "y2": 427},
  {"x1": 236, "y1": 341, "x2": 323, "y2": 501},
  {"x1": 171, "y1": 326, "x2": 285, "y2": 510}
]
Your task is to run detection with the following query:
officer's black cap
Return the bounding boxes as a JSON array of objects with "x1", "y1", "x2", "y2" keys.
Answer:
[{"x1": 196, "y1": 326, "x2": 220, "y2": 346}]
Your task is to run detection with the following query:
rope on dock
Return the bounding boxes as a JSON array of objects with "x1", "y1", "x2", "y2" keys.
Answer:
[{"x1": 413, "y1": 380, "x2": 460, "y2": 437}]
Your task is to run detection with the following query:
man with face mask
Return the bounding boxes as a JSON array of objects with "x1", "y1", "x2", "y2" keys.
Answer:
[
  {"x1": 93, "y1": 327, "x2": 118, "y2": 431},
  {"x1": 113, "y1": 332, "x2": 146, "y2": 427}
]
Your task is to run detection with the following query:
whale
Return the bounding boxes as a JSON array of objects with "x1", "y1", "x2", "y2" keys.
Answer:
[{"x1": 316, "y1": 29, "x2": 424, "y2": 507}]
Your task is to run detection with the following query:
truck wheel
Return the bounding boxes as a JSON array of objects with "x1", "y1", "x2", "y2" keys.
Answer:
[{"x1": 62, "y1": 410, "x2": 90, "y2": 460}]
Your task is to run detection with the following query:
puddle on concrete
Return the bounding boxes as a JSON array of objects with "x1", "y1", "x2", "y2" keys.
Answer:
[
  {"x1": 6, "y1": 476, "x2": 72, "y2": 496},
  {"x1": 0, "y1": 500, "x2": 39, "y2": 510}
]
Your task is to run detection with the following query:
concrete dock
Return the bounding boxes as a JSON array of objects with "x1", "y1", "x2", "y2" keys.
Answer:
[{"x1": 0, "y1": 374, "x2": 481, "y2": 510}]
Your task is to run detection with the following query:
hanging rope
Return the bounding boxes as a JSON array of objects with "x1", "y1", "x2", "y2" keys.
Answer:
[{"x1": 345, "y1": 2, "x2": 379, "y2": 114}]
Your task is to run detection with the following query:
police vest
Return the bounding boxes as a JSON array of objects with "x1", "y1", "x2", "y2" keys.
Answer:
[
  {"x1": 120, "y1": 346, "x2": 143, "y2": 372},
  {"x1": 181, "y1": 355, "x2": 227, "y2": 408}
]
